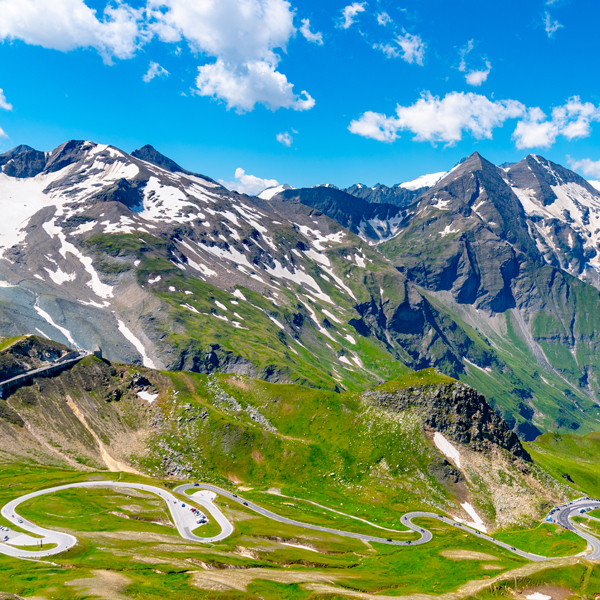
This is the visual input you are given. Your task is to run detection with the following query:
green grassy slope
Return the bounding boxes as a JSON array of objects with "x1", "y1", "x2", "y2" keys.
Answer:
[
  {"x1": 526, "y1": 432, "x2": 600, "y2": 496},
  {"x1": 0, "y1": 464, "x2": 529, "y2": 600}
]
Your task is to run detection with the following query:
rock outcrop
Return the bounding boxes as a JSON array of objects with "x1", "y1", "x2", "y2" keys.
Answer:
[{"x1": 366, "y1": 379, "x2": 531, "y2": 462}]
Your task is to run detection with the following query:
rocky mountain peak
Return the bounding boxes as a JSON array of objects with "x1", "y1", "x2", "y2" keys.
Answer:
[
  {"x1": 131, "y1": 144, "x2": 220, "y2": 187},
  {"x1": 506, "y1": 154, "x2": 600, "y2": 207},
  {"x1": 0, "y1": 144, "x2": 47, "y2": 178},
  {"x1": 131, "y1": 144, "x2": 187, "y2": 174}
]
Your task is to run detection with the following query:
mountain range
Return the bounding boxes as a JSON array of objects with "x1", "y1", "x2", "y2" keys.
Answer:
[{"x1": 1, "y1": 140, "x2": 600, "y2": 441}]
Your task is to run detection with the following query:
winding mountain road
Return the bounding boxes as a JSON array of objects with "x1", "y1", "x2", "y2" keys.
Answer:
[
  {"x1": 0, "y1": 481, "x2": 232, "y2": 559},
  {"x1": 552, "y1": 499, "x2": 600, "y2": 559},
  {"x1": 1, "y1": 481, "x2": 599, "y2": 563}
]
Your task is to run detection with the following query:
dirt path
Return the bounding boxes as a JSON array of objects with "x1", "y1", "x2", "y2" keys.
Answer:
[{"x1": 64, "y1": 397, "x2": 140, "y2": 474}]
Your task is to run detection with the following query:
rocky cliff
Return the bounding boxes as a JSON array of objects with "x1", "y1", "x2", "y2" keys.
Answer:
[{"x1": 366, "y1": 377, "x2": 530, "y2": 462}]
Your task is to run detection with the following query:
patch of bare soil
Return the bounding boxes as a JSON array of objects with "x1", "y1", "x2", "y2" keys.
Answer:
[
  {"x1": 482, "y1": 564, "x2": 503, "y2": 570},
  {"x1": 225, "y1": 377, "x2": 250, "y2": 391},
  {"x1": 190, "y1": 568, "x2": 344, "y2": 592},
  {"x1": 86, "y1": 530, "x2": 179, "y2": 544},
  {"x1": 441, "y1": 550, "x2": 499, "y2": 561},
  {"x1": 66, "y1": 570, "x2": 132, "y2": 600}
]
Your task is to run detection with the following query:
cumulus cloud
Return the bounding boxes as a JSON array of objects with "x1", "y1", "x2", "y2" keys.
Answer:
[
  {"x1": 143, "y1": 61, "x2": 169, "y2": 82},
  {"x1": 512, "y1": 97, "x2": 600, "y2": 148},
  {"x1": 349, "y1": 91, "x2": 526, "y2": 144},
  {"x1": 0, "y1": 0, "x2": 145, "y2": 63},
  {"x1": 0, "y1": 0, "x2": 314, "y2": 113},
  {"x1": 219, "y1": 167, "x2": 278, "y2": 196},
  {"x1": 567, "y1": 157, "x2": 600, "y2": 179},
  {"x1": 465, "y1": 62, "x2": 491, "y2": 86},
  {"x1": 195, "y1": 59, "x2": 314, "y2": 113},
  {"x1": 300, "y1": 18, "x2": 323, "y2": 44},
  {"x1": 347, "y1": 110, "x2": 401, "y2": 143},
  {"x1": 148, "y1": 0, "x2": 313, "y2": 112},
  {"x1": 544, "y1": 11, "x2": 563, "y2": 37},
  {"x1": 339, "y1": 2, "x2": 366, "y2": 29},
  {"x1": 276, "y1": 132, "x2": 293, "y2": 146},
  {"x1": 376, "y1": 12, "x2": 392, "y2": 26}
]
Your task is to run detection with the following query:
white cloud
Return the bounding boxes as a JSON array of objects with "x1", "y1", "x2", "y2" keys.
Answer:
[
  {"x1": 349, "y1": 91, "x2": 525, "y2": 145},
  {"x1": 339, "y1": 3, "x2": 366, "y2": 29},
  {"x1": 376, "y1": 12, "x2": 392, "y2": 26},
  {"x1": 544, "y1": 11, "x2": 563, "y2": 37},
  {"x1": 395, "y1": 31, "x2": 425, "y2": 65},
  {"x1": 0, "y1": 0, "x2": 145, "y2": 63},
  {"x1": 143, "y1": 61, "x2": 169, "y2": 82},
  {"x1": 0, "y1": 88, "x2": 11, "y2": 138},
  {"x1": 300, "y1": 18, "x2": 323, "y2": 45},
  {"x1": 0, "y1": 0, "x2": 313, "y2": 113},
  {"x1": 458, "y1": 40, "x2": 491, "y2": 86},
  {"x1": 465, "y1": 61, "x2": 491, "y2": 86},
  {"x1": 373, "y1": 43, "x2": 399, "y2": 58},
  {"x1": 374, "y1": 31, "x2": 425, "y2": 65},
  {"x1": 219, "y1": 168, "x2": 278, "y2": 196},
  {"x1": 567, "y1": 157, "x2": 600, "y2": 179},
  {"x1": 458, "y1": 39, "x2": 474, "y2": 72},
  {"x1": 0, "y1": 89, "x2": 12, "y2": 111},
  {"x1": 513, "y1": 97, "x2": 600, "y2": 149},
  {"x1": 148, "y1": 0, "x2": 313, "y2": 113},
  {"x1": 348, "y1": 110, "x2": 401, "y2": 143},
  {"x1": 195, "y1": 59, "x2": 314, "y2": 113},
  {"x1": 276, "y1": 132, "x2": 293, "y2": 146}
]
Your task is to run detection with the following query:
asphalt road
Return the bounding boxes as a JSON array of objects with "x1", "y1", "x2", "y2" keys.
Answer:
[
  {"x1": 0, "y1": 351, "x2": 90, "y2": 399},
  {"x1": 175, "y1": 484, "x2": 548, "y2": 560},
  {"x1": 550, "y1": 498, "x2": 600, "y2": 559},
  {"x1": 1, "y1": 481, "x2": 599, "y2": 562},
  {"x1": 175, "y1": 483, "x2": 430, "y2": 547},
  {"x1": 0, "y1": 481, "x2": 232, "y2": 559}
]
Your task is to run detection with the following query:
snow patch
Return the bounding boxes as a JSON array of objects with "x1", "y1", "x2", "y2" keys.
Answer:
[
  {"x1": 439, "y1": 224, "x2": 459, "y2": 237},
  {"x1": 400, "y1": 172, "x2": 446, "y2": 191},
  {"x1": 34, "y1": 305, "x2": 78, "y2": 348},
  {"x1": 258, "y1": 184, "x2": 294, "y2": 200},
  {"x1": 137, "y1": 391, "x2": 158, "y2": 403},
  {"x1": 117, "y1": 320, "x2": 156, "y2": 369},
  {"x1": 458, "y1": 502, "x2": 487, "y2": 533},
  {"x1": 433, "y1": 432, "x2": 461, "y2": 468}
]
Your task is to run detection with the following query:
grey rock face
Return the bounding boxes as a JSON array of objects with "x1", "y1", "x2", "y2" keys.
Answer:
[
  {"x1": 0, "y1": 145, "x2": 47, "y2": 178},
  {"x1": 273, "y1": 186, "x2": 408, "y2": 241},
  {"x1": 367, "y1": 381, "x2": 531, "y2": 462},
  {"x1": 344, "y1": 183, "x2": 422, "y2": 208}
]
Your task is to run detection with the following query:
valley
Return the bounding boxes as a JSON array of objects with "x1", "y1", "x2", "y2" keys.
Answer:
[{"x1": 2, "y1": 142, "x2": 600, "y2": 599}]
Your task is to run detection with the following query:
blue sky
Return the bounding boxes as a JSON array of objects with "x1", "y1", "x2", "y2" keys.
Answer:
[{"x1": 1, "y1": 0, "x2": 600, "y2": 193}]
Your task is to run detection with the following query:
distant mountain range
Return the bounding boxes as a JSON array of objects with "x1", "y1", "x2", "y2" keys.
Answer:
[{"x1": 1, "y1": 140, "x2": 600, "y2": 440}]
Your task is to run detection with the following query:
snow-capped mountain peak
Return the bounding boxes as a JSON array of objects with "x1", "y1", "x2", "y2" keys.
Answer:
[
  {"x1": 398, "y1": 171, "x2": 447, "y2": 191},
  {"x1": 258, "y1": 184, "x2": 294, "y2": 200}
]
